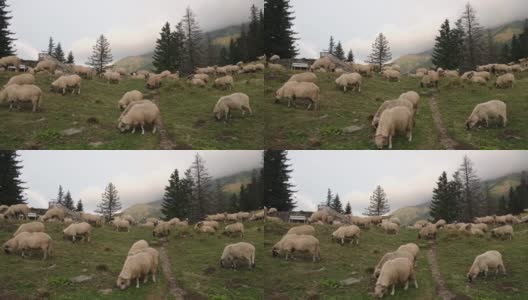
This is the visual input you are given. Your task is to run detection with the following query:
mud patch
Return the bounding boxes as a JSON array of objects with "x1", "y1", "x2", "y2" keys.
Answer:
[
  {"x1": 498, "y1": 129, "x2": 523, "y2": 141},
  {"x1": 496, "y1": 282, "x2": 520, "y2": 293},
  {"x1": 159, "y1": 243, "x2": 187, "y2": 300},
  {"x1": 426, "y1": 243, "x2": 459, "y2": 300},
  {"x1": 428, "y1": 94, "x2": 464, "y2": 150}
]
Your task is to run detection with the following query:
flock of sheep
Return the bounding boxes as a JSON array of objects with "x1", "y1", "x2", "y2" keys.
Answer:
[{"x1": 269, "y1": 55, "x2": 527, "y2": 149}]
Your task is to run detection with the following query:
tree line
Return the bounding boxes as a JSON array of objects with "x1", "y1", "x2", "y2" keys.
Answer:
[{"x1": 46, "y1": 37, "x2": 75, "y2": 64}]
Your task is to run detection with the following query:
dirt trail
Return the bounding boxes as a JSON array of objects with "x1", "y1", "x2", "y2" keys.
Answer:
[
  {"x1": 428, "y1": 94, "x2": 460, "y2": 150},
  {"x1": 159, "y1": 243, "x2": 187, "y2": 300},
  {"x1": 151, "y1": 91, "x2": 176, "y2": 149},
  {"x1": 425, "y1": 243, "x2": 458, "y2": 300}
]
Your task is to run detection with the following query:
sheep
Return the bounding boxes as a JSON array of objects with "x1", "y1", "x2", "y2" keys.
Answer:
[
  {"x1": 116, "y1": 251, "x2": 157, "y2": 290},
  {"x1": 288, "y1": 72, "x2": 317, "y2": 83},
  {"x1": 354, "y1": 64, "x2": 375, "y2": 77},
  {"x1": 374, "y1": 257, "x2": 418, "y2": 298},
  {"x1": 381, "y1": 221, "x2": 400, "y2": 234},
  {"x1": 434, "y1": 219, "x2": 446, "y2": 229},
  {"x1": 188, "y1": 78, "x2": 206, "y2": 87},
  {"x1": 254, "y1": 63, "x2": 265, "y2": 72},
  {"x1": 14, "y1": 222, "x2": 45, "y2": 237},
  {"x1": 0, "y1": 84, "x2": 42, "y2": 112},
  {"x1": 472, "y1": 223, "x2": 488, "y2": 232},
  {"x1": 335, "y1": 73, "x2": 362, "y2": 92},
  {"x1": 63, "y1": 218, "x2": 73, "y2": 226},
  {"x1": 140, "y1": 222, "x2": 156, "y2": 228},
  {"x1": 146, "y1": 75, "x2": 162, "y2": 89},
  {"x1": 511, "y1": 64, "x2": 522, "y2": 72},
  {"x1": 465, "y1": 100, "x2": 507, "y2": 130},
  {"x1": 383, "y1": 70, "x2": 401, "y2": 82},
  {"x1": 495, "y1": 73, "x2": 515, "y2": 89},
  {"x1": 104, "y1": 71, "x2": 121, "y2": 84},
  {"x1": 399, "y1": 91, "x2": 420, "y2": 114},
  {"x1": 146, "y1": 218, "x2": 160, "y2": 226},
  {"x1": 213, "y1": 75, "x2": 234, "y2": 90},
  {"x1": 266, "y1": 216, "x2": 282, "y2": 223},
  {"x1": 272, "y1": 234, "x2": 321, "y2": 262},
  {"x1": 5, "y1": 204, "x2": 30, "y2": 219},
  {"x1": 118, "y1": 102, "x2": 161, "y2": 134},
  {"x1": 250, "y1": 210, "x2": 265, "y2": 221},
  {"x1": 420, "y1": 72, "x2": 439, "y2": 88},
  {"x1": 34, "y1": 60, "x2": 57, "y2": 74},
  {"x1": 213, "y1": 93, "x2": 252, "y2": 121},
  {"x1": 199, "y1": 225, "x2": 216, "y2": 234},
  {"x1": 0, "y1": 205, "x2": 7, "y2": 213},
  {"x1": 493, "y1": 64, "x2": 510, "y2": 75},
  {"x1": 0, "y1": 55, "x2": 21, "y2": 70},
  {"x1": 467, "y1": 250, "x2": 506, "y2": 282},
  {"x1": 121, "y1": 215, "x2": 136, "y2": 225},
  {"x1": 269, "y1": 55, "x2": 280, "y2": 62},
  {"x1": 3, "y1": 232, "x2": 53, "y2": 260},
  {"x1": 287, "y1": 225, "x2": 315, "y2": 236},
  {"x1": 375, "y1": 106, "x2": 414, "y2": 149},
  {"x1": 475, "y1": 71, "x2": 491, "y2": 81},
  {"x1": 373, "y1": 251, "x2": 415, "y2": 279},
  {"x1": 275, "y1": 81, "x2": 320, "y2": 110},
  {"x1": 444, "y1": 70, "x2": 459, "y2": 78},
  {"x1": 389, "y1": 217, "x2": 401, "y2": 226},
  {"x1": 491, "y1": 225, "x2": 513, "y2": 240},
  {"x1": 5, "y1": 74, "x2": 35, "y2": 87},
  {"x1": 331, "y1": 225, "x2": 361, "y2": 245},
  {"x1": 308, "y1": 210, "x2": 331, "y2": 224},
  {"x1": 372, "y1": 98, "x2": 414, "y2": 129},
  {"x1": 128, "y1": 240, "x2": 149, "y2": 256},
  {"x1": 470, "y1": 76, "x2": 487, "y2": 85},
  {"x1": 396, "y1": 243, "x2": 420, "y2": 264},
  {"x1": 114, "y1": 219, "x2": 130, "y2": 232},
  {"x1": 114, "y1": 67, "x2": 127, "y2": 76},
  {"x1": 196, "y1": 66, "x2": 215, "y2": 75},
  {"x1": 418, "y1": 224, "x2": 437, "y2": 240},
  {"x1": 153, "y1": 221, "x2": 171, "y2": 238},
  {"x1": 80, "y1": 213, "x2": 103, "y2": 227},
  {"x1": 220, "y1": 242, "x2": 256, "y2": 270},
  {"x1": 268, "y1": 63, "x2": 285, "y2": 72},
  {"x1": 118, "y1": 90, "x2": 144, "y2": 110},
  {"x1": 73, "y1": 65, "x2": 95, "y2": 79},
  {"x1": 193, "y1": 73, "x2": 209, "y2": 83},
  {"x1": 50, "y1": 74, "x2": 82, "y2": 95},
  {"x1": 63, "y1": 222, "x2": 92, "y2": 242},
  {"x1": 42, "y1": 207, "x2": 66, "y2": 222}
]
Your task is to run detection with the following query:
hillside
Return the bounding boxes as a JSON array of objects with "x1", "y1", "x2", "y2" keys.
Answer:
[
  {"x1": 120, "y1": 169, "x2": 258, "y2": 220},
  {"x1": 393, "y1": 20, "x2": 525, "y2": 73},
  {"x1": 114, "y1": 23, "x2": 247, "y2": 72}
]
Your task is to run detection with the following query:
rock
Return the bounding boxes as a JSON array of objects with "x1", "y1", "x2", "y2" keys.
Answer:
[
  {"x1": 61, "y1": 127, "x2": 84, "y2": 136},
  {"x1": 342, "y1": 125, "x2": 364, "y2": 134},
  {"x1": 99, "y1": 289, "x2": 112, "y2": 295},
  {"x1": 71, "y1": 274, "x2": 93, "y2": 283},
  {"x1": 340, "y1": 277, "x2": 361, "y2": 286}
]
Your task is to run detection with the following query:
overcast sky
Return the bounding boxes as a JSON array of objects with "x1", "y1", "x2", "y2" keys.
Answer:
[
  {"x1": 19, "y1": 151, "x2": 262, "y2": 214},
  {"x1": 10, "y1": 0, "x2": 263, "y2": 63},
  {"x1": 291, "y1": 0, "x2": 528, "y2": 62},
  {"x1": 289, "y1": 151, "x2": 528, "y2": 215}
]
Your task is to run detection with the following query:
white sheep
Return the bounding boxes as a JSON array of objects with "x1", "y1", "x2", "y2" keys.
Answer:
[
  {"x1": 272, "y1": 234, "x2": 321, "y2": 262},
  {"x1": 193, "y1": 73, "x2": 209, "y2": 83},
  {"x1": 199, "y1": 225, "x2": 216, "y2": 234},
  {"x1": 399, "y1": 91, "x2": 420, "y2": 114},
  {"x1": 116, "y1": 251, "x2": 157, "y2": 290},
  {"x1": 335, "y1": 73, "x2": 362, "y2": 92},
  {"x1": 495, "y1": 73, "x2": 515, "y2": 89},
  {"x1": 383, "y1": 70, "x2": 401, "y2": 82},
  {"x1": 269, "y1": 55, "x2": 280, "y2": 61},
  {"x1": 382, "y1": 221, "x2": 400, "y2": 234},
  {"x1": 287, "y1": 225, "x2": 315, "y2": 236},
  {"x1": 213, "y1": 93, "x2": 252, "y2": 121},
  {"x1": 331, "y1": 225, "x2": 361, "y2": 245},
  {"x1": 374, "y1": 257, "x2": 417, "y2": 298},
  {"x1": 465, "y1": 100, "x2": 507, "y2": 130},
  {"x1": 491, "y1": 225, "x2": 513, "y2": 240},
  {"x1": 34, "y1": 60, "x2": 57, "y2": 74},
  {"x1": 288, "y1": 72, "x2": 317, "y2": 83},
  {"x1": 153, "y1": 222, "x2": 171, "y2": 238},
  {"x1": 63, "y1": 222, "x2": 92, "y2": 242},
  {"x1": 5, "y1": 74, "x2": 35, "y2": 87},
  {"x1": 118, "y1": 102, "x2": 161, "y2": 134},
  {"x1": 13, "y1": 221, "x2": 45, "y2": 236},
  {"x1": 268, "y1": 63, "x2": 285, "y2": 72},
  {"x1": 418, "y1": 224, "x2": 437, "y2": 240},
  {"x1": 434, "y1": 219, "x2": 446, "y2": 229},
  {"x1": 3, "y1": 231, "x2": 53, "y2": 260},
  {"x1": 373, "y1": 251, "x2": 415, "y2": 279},
  {"x1": 114, "y1": 219, "x2": 130, "y2": 232},
  {"x1": 467, "y1": 250, "x2": 506, "y2": 282},
  {"x1": 128, "y1": 240, "x2": 149, "y2": 256},
  {"x1": 51, "y1": 75, "x2": 82, "y2": 95},
  {"x1": 372, "y1": 99, "x2": 414, "y2": 128},
  {"x1": 118, "y1": 90, "x2": 143, "y2": 110},
  {"x1": 188, "y1": 78, "x2": 206, "y2": 87},
  {"x1": 213, "y1": 75, "x2": 234, "y2": 90},
  {"x1": 42, "y1": 207, "x2": 65, "y2": 222},
  {"x1": 0, "y1": 84, "x2": 42, "y2": 112},
  {"x1": 220, "y1": 242, "x2": 256, "y2": 270},
  {"x1": 104, "y1": 71, "x2": 121, "y2": 84},
  {"x1": 396, "y1": 243, "x2": 420, "y2": 264},
  {"x1": 5, "y1": 204, "x2": 30, "y2": 219},
  {"x1": 275, "y1": 81, "x2": 320, "y2": 110},
  {"x1": 146, "y1": 75, "x2": 162, "y2": 89},
  {"x1": 471, "y1": 76, "x2": 487, "y2": 85},
  {"x1": 0, "y1": 55, "x2": 21, "y2": 70},
  {"x1": 375, "y1": 106, "x2": 414, "y2": 149}
]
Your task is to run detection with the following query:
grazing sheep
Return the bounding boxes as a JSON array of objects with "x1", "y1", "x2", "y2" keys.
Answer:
[
  {"x1": 213, "y1": 75, "x2": 234, "y2": 90},
  {"x1": 399, "y1": 91, "x2": 420, "y2": 114},
  {"x1": 269, "y1": 55, "x2": 280, "y2": 61},
  {"x1": 434, "y1": 219, "x2": 446, "y2": 229},
  {"x1": 375, "y1": 106, "x2": 414, "y2": 149},
  {"x1": 0, "y1": 205, "x2": 7, "y2": 213},
  {"x1": 354, "y1": 64, "x2": 376, "y2": 77},
  {"x1": 418, "y1": 224, "x2": 437, "y2": 240},
  {"x1": 465, "y1": 100, "x2": 507, "y2": 130},
  {"x1": 104, "y1": 71, "x2": 121, "y2": 84},
  {"x1": 213, "y1": 93, "x2": 252, "y2": 121},
  {"x1": 467, "y1": 250, "x2": 506, "y2": 282},
  {"x1": 63, "y1": 222, "x2": 92, "y2": 242},
  {"x1": 491, "y1": 225, "x2": 513, "y2": 240},
  {"x1": 5, "y1": 204, "x2": 30, "y2": 219},
  {"x1": 114, "y1": 220, "x2": 130, "y2": 232},
  {"x1": 80, "y1": 213, "x2": 103, "y2": 227},
  {"x1": 199, "y1": 225, "x2": 216, "y2": 234},
  {"x1": 493, "y1": 64, "x2": 510, "y2": 75},
  {"x1": 374, "y1": 257, "x2": 418, "y2": 298},
  {"x1": 335, "y1": 73, "x2": 362, "y2": 92},
  {"x1": 331, "y1": 225, "x2": 361, "y2": 245},
  {"x1": 308, "y1": 210, "x2": 331, "y2": 224},
  {"x1": 34, "y1": 60, "x2": 56, "y2": 74},
  {"x1": 0, "y1": 84, "x2": 42, "y2": 112},
  {"x1": 275, "y1": 81, "x2": 320, "y2": 110},
  {"x1": 310, "y1": 57, "x2": 336, "y2": 72},
  {"x1": 42, "y1": 207, "x2": 65, "y2": 222},
  {"x1": 268, "y1": 63, "x2": 285, "y2": 72},
  {"x1": 220, "y1": 242, "x2": 256, "y2": 270},
  {"x1": 265, "y1": 216, "x2": 282, "y2": 223},
  {"x1": 373, "y1": 251, "x2": 415, "y2": 279},
  {"x1": 146, "y1": 218, "x2": 160, "y2": 226},
  {"x1": 116, "y1": 251, "x2": 157, "y2": 290},
  {"x1": 128, "y1": 240, "x2": 149, "y2": 256},
  {"x1": 118, "y1": 102, "x2": 161, "y2": 134},
  {"x1": 396, "y1": 243, "x2": 420, "y2": 264},
  {"x1": 118, "y1": 90, "x2": 143, "y2": 110},
  {"x1": 495, "y1": 73, "x2": 515, "y2": 89},
  {"x1": 5, "y1": 74, "x2": 35, "y2": 87},
  {"x1": 389, "y1": 217, "x2": 401, "y2": 226},
  {"x1": 51, "y1": 75, "x2": 82, "y2": 95},
  {"x1": 193, "y1": 73, "x2": 209, "y2": 83},
  {"x1": 3, "y1": 232, "x2": 53, "y2": 260},
  {"x1": 420, "y1": 72, "x2": 439, "y2": 88},
  {"x1": 383, "y1": 70, "x2": 401, "y2": 82},
  {"x1": 0, "y1": 55, "x2": 21, "y2": 70},
  {"x1": 272, "y1": 234, "x2": 321, "y2": 262},
  {"x1": 114, "y1": 68, "x2": 127, "y2": 76},
  {"x1": 146, "y1": 75, "x2": 162, "y2": 89},
  {"x1": 153, "y1": 222, "x2": 171, "y2": 238},
  {"x1": 73, "y1": 65, "x2": 95, "y2": 79},
  {"x1": 382, "y1": 221, "x2": 400, "y2": 234},
  {"x1": 188, "y1": 78, "x2": 206, "y2": 87},
  {"x1": 287, "y1": 225, "x2": 315, "y2": 236},
  {"x1": 470, "y1": 76, "x2": 487, "y2": 85},
  {"x1": 372, "y1": 99, "x2": 414, "y2": 129},
  {"x1": 472, "y1": 223, "x2": 488, "y2": 232},
  {"x1": 444, "y1": 70, "x2": 459, "y2": 78},
  {"x1": 14, "y1": 222, "x2": 45, "y2": 237},
  {"x1": 288, "y1": 72, "x2": 317, "y2": 83}
]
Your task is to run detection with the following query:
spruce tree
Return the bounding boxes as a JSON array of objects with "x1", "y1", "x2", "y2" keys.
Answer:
[
  {"x1": 66, "y1": 51, "x2": 75, "y2": 64},
  {"x1": 53, "y1": 42, "x2": 65, "y2": 62},
  {"x1": 264, "y1": 0, "x2": 298, "y2": 58},
  {"x1": 346, "y1": 49, "x2": 354, "y2": 63},
  {"x1": 334, "y1": 41, "x2": 345, "y2": 60},
  {"x1": 498, "y1": 195, "x2": 507, "y2": 215},
  {"x1": 451, "y1": 18, "x2": 465, "y2": 69},
  {"x1": 182, "y1": 7, "x2": 203, "y2": 73},
  {"x1": 0, "y1": 0, "x2": 15, "y2": 56},
  {"x1": 86, "y1": 34, "x2": 113, "y2": 73},
  {"x1": 229, "y1": 193, "x2": 239, "y2": 213},
  {"x1": 511, "y1": 35, "x2": 523, "y2": 61},
  {"x1": 519, "y1": 19, "x2": 528, "y2": 58},
  {"x1": 47, "y1": 37, "x2": 55, "y2": 56},
  {"x1": 161, "y1": 169, "x2": 192, "y2": 220},
  {"x1": 153, "y1": 22, "x2": 175, "y2": 73},
  {"x1": 430, "y1": 171, "x2": 460, "y2": 223},
  {"x1": 432, "y1": 19, "x2": 459, "y2": 70},
  {"x1": 247, "y1": 4, "x2": 262, "y2": 60},
  {"x1": 500, "y1": 44, "x2": 511, "y2": 64},
  {"x1": 457, "y1": 155, "x2": 482, "y2": 221},
  {"x1": 326, "y1": 188, "x2": 333, "y2": 207},
  {"x1": 328, "y1": 36, "x2": 335, "y2": 54},
  {"x1": 76, "y1": 199, "x2": 84, "y2": 212},
  {"x1": 364, "y1": 185, "x2": 390, "y2": 216},
  {"x1": 63, "y1": 190, "x2": 74, "y2": 210},
  {"x1": 96, "y1": 182, "x2": 121, "y2": 222},
  {"x1": 367, "y1": 33, "x2": 392, "y2": 71},
  {"x1": 0, "y1": 151, "x2": 26, "y2": 205},
  {"x1": 345, "y1": 202, "x2": 352, "y2": 215},
  {"x1": 263, "y1": 150, "x2": 296, "y2": 211},
  {"x1": 219, "y1": 47, "x2": 230, "y2": 65},
  {"x1": 332, "y1": 193, "x2": 343, "y2": 213},
  {"x1": 172, "y1": 22, "x2": 186, "y2": 71},
  {"x1": 459, "y1": 3, "x2": 485, "y2": 71},
  {"x1": 56, "y1": 185, "x2": 65, "y2": 205},
  {"x1": 189, "y1": 153, "x2": 212, "y2": 222}
]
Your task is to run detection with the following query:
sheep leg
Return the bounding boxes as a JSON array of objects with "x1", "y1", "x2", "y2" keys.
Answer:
[
  {"x1": 141, "y1": 125, "x2": 145, "y2": 135},
  {"x1": 404, "y1": 280, "x2": 409, "y2": 290},
  {"x1": 501, "y1": 264, "x2": 507, "y2": 275},
  {"x1": 307, "y1": 101, "x2": 312, "y2": 110},
  {"x1": 144, "y1": 274, "x2": 148, "y2": 284},
  {"x1": 132, "y1": 126, "x2": 136, "y2": 134},
  {"x1": 136, "y1": 277, "x2": 140, "y2": 288},
  {"x1": 390, "y1": 284, "x2": 395, "y2": 296},
  {"x1": 152, "y1": 272, "x2": 156, "y2": 282},
  {"x1": 408, "y1": 129, "x2": 413, "y2": 142},
  {"x1": 389, "y1": 135, "x2": 393, "y2": 149},
  {"x1": 414, "y1": 279, "x2": 418, "y2": 288}
]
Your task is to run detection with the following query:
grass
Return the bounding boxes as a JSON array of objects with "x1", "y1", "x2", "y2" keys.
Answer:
[{"x1": 0, "y1": 72, "x2": 265, "y2": 150}]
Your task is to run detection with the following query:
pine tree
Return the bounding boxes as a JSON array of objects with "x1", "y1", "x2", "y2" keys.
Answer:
[
  {"x1": 328, "y1": 36, "x2": 335, "y2": 54},
  {"x1": 430, "y1": 171, "x2": 460, "y2": 223},
  {"x1": 228, "y1": 38, "x2": 239, "y2": 64},
  {"x1": 161, "y1": 169, "x2": 192, "y2": 220},
  {"x1": 457, "y1": 155, "x2": 482, "y2": 221},
  {"x1": 519, "y1": 19, "x2": 528, "y2": 58},
  {"x1": 172, "y1": 22, "x2": 186, "y2": 71},
  {"x1": 511, "y1": 35, "x2": 523, "y2": 61},
  {"x1": 500, "y1": 44, "x2": 511, "y2": 64},
  {"x1": 53, "y1": 42, "x2": 65, "y2": 62},
  {"x1": 76, "y1": 199, "x2": 84, "y2": 212},
  {"x1": 66, "y1": 51, "x2": 74, "y2": 64},
  {"x1": 86, "y1": 34, "x2": 113, "y2": 74},
  {"x1": 459, "y1": 3, "x2": 485, "y2": 71},
  {"x1": 96, "y1": 183, "x2": 121, "y2": 222},
  {"x1": 264, "y1": 0, "x2": 298, "y2": 58},
  {"x1": 47, "y1": 37, "x2": 55, "y2": 56},
  {"x1": 0, "y1": 0, "x2": 15, "y2": 56},
  {"x1": 153, "y1": 22, "x2": 175, "y2": 73},
  {"x1": 334, "y1": 41, "x2": 345, "y2": 60},
  {"x1": 332, "y1": 193, "x2": 343, "y2": 213},
  {"x1": 56, "y1": 185, "x2": 65, "y2": 205},
  {"x1": 498, "y1": 195, "x2": 507, "y2": 215},
  {"x1": 189, "y1": 153, "x2": 212, "y2": 222},
  {"x1": 345, "y1": 202, "x2": 352, "y2": 215},
  {"x1": 326, "y1": 188, "x2": 333, "y2": 207},
  {"x1": 219, "y1": 47, "x2": 230, "y2": 65},
  {"x1": 247, "y1": 4, "x2": 262, "y2": 60},
  {"x1": 0, "y1": 151, "x2": 26, "y2": 205},
  {"x1": 367, "y1": 33, "x2": 392, "y2": 71},
  {"x1": 451, "y1": 18, "x2": 465, "y2": 69},
  {"x1": 182, "y1": 7, "x2": 203, "y2": 73},
  {"x1": 364, "y1": 185, "x2": 390, "y2": 216},
  {"x1": 229, "y1": 193, "x2": 239, "y2": 213},
  {"x1": 432, "y1": 19, "x2": 460, "y2": 70},
  {"x1": 346, "y1": 49, "x2": 354, "y2": 63},
  {"x1": 263, "y1": 150, "x2": 296, "y2": 211},
  {"x1": 63, "y1": 190, "x2": 74, "y2": 210}
]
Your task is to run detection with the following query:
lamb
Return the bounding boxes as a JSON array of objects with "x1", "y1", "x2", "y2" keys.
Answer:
[
  {"x1": 213, "y1": 93, "x2": 252, "y2": 121},
  {"x1": 118, "y1": 90, "x2": 144, "y2": 110},
  {"x1": 287, "y1": 225, "x2": 316, "y2": 236},
  {"x1": 372, "y1": 99, "x2": 414, "y2": 128},
  {"x1": 114, "y1": 219, "x2": 130, "y2": 232},
  {"x1": 0, "y1": 55, "x2": 21, "y2": 70},
  {"x1": 373, "y1": 251, "x2": 415, "y2": 279},
  {"x1": 375, "y1": 106, "x2": 414, "y2": 149},
  {"x1": 275, "y1": 81, "x2": 320, "y2": 110},
  {"x1": 383, "y1": 70, "x2": 401, "y2": 82},
  {"x1": 418, "y1": 224, "x2": 437, "y2": 240},
  {"x1": 331, "y1": 225, "x2": 361, "y2": 245},
  {"x1": 491, "y1": 225, "x2": 513, "y2": 240},
  {"x1": 116, "y1": 251, "x2": 157, "y2": 290},
  {"x1": 288, "y1": 72, "x2": 317, "y2": 83},
  {"x1": 272, "y1": 234, "x2": 321, "y2": 262},
  {"x1": 34, "y1": 60, "x2": 57, "y2": 74},
  {"x1": 14, "y1": 222, "x2": 45, "y2": 237},
  {"x1": 467, "y1": 250, "x2": 506, "y2": 282},
  {"x1": 5, "y1": 204, "x2": 30, "y2": 219},
  {"x1": 118, "y1": 102, "x2": 161, "y2": 134},
  {"x1": 335, "y1": 73, "x2": 362, "y2": 92},
  {"x1": 128, "y1": 240, "x2": 149, "y2": 256},
  {"x1": 465, "y1": 100, "x2": 507, "y2": 130},
  {"x1": 3, "y1": 232, "x2": 53, "y2": 260},
  {"x1": 0, "y1": 84, "x2": 42, "y2": 112},
  {"x1": 188, "y1": 78, "x2": 206, "y2": 87},
  {"x1": 153, "y1": 222, "x2": 171, "y2": 238},
  {"x1": 51, "y1": 75, "x2": 82, "y2": 95},
  {"x1": 495, "y1": 73, "x2": 515, "y2": 89},
  {"x1": 220, "y1": 242, "x2": 256, "y2": 270},
  {"x1": 63, "y1": 222, "x2": 92, "y2": 242},
  {"x1": 104, "y1": 71, "x2": 121, "y2": 84},
  {"x1": 5, "y1": 74, "x2": 35, "y2": 87},
  {"x1": 213, "y1": 75, "x2": 234, "y2": 90},
  {"x1": 146, "y1": 75, "x2": 162, "y2": 89},
  {"x1": 374, "y1": 257, "x2": 418, "y2": 298},
  {"x1": 399, "y1": 91, "x2": 420, "y2": 114},
  {"x1": 41, "y1": 207, "x2": 65, "y2": 222},
  {"x1": 396, "y1": 243, "x2": 420, "y2": 264}
]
